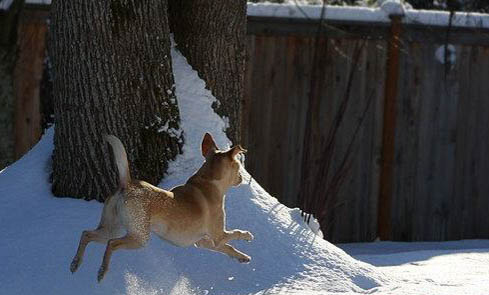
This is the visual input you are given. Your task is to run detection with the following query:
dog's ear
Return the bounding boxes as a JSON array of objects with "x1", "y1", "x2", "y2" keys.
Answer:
[
  {"x1": 228, "y1": 145, "x2": 247, "y2": 159},
  {"x1": 202, "y1": 133, "x2": 218, "y2": 157}
]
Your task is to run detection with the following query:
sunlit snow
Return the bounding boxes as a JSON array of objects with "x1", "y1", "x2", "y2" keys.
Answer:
[{"x1": 1, "y1": 38, "x2": 489, "y2": 295}]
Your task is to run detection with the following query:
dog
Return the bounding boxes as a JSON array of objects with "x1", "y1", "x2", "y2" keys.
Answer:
[{"x1": 70, "y1": 133, "x2": 253, "y2": 282}]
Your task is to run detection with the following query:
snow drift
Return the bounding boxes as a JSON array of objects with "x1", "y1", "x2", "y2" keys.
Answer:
[{"x1": 0, "y1": 44, "x2": 394, "y2": 294}]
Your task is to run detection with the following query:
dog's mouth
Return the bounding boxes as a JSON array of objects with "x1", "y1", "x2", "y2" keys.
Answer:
[
  {"x1": 234, "y1": 174, "x2": 243, "y2": 186},
  {"x1": 233, "y1": 171, "x2": 244, "y2": 186}
]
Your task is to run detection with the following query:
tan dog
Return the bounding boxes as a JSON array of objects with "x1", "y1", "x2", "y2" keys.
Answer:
[{"x1": 70, "y1": 133, "x2": 253, "y2": 282}]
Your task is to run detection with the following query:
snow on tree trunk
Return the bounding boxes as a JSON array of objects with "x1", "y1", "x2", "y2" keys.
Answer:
[
  {"x1": 169, "y1": 0, "x2": 247, "y2": 144},
  {"x1": 49, "y1": 0, "x2": 183, "y2": 201}
]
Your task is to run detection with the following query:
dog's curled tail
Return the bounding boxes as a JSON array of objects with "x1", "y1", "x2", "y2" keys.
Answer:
[{"x1": 104, "y1": 135, "x2": 131, "y2": 189}]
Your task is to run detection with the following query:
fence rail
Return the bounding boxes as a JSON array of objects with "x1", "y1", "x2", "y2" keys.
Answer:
[{"x1": 243, "y1": 8, "x2": 489, "y2": 242}]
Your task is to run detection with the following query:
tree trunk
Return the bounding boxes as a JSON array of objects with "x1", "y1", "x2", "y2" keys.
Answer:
[
  {"x1": 169, "y1": 0, "x2": 247, "y2": 144},
  {"x1": 49, "y1": 0, "x2": 182, "y2": 201},
  {"x1": 0, "y1": 0, "x2": 24, "y2": 170}
]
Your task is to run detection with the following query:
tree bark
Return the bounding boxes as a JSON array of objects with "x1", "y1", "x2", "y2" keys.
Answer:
[
  {"x1": 169, "y1": 0, "x2": 247, "y2": 144},
  {"x1": 49, "y1": 0, "x2": 182, "y2": 201}
]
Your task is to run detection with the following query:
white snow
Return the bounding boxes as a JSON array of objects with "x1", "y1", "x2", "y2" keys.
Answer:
[
  {"x1": 0, "y1": 2, "x2": 487, "y2": 294},
  {"x1": 0, "y1": 26, "x2": 488, "y2": 295},
  {"x1": 305, "y1": 214, "x2": 324, "y2": 239},
  {"x1": 0, "y1": 42, "x2": 392, "y2": 294},
  {"x1": 247, "y1": 3, "x2": 489, "y2": 29},
  {"x1": 0, "y1": 0, "x2": 14, "y2": 10},
  {"x1": 25, "y1": 0, "x2": 51, "y2": 4},
  {"x1": 380, "y1": 0, "x2": 405, "y2": 16},
  {"x1": 435, "y1": 44, "x2": 456, "y2": 65},
  {"x1": 247, "y1": 3, "x2": 391, "y2": 23},
  {"x1": 3, "y1": 127, "x2": 489, "y2": 295},
  {"x1": 340, "y1": 241, "x2": 489, "y2": 294},
  {"x1": 404, "y1": 9, "x2": 489, "y2": 28}
]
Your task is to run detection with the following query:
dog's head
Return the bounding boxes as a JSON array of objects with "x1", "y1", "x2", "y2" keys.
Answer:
[{"x1": 200, "y1": 132, "x2": 246, "y2": 187}]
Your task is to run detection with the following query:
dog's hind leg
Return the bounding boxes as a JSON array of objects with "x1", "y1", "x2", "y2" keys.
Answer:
[
  {"x1": 97, "y1": 230, "x2": 149, "y2": 282},
  {"x1": 70, "y1": 226, "x2": 119, "y2": 273},
  {"x1": 70, "y1": 195, "x2": 122, "y2": 273},
  {"x1": 97, "y1": 207, "x2": 150, "y2": 282}
]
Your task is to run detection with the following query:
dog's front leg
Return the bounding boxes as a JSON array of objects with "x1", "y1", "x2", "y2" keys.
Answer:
[
  {"x1": 196, "y1": 239, "x2": 251, "y2": 263},
  {"x1": 218, "y1": 229, "x2": 254, "y2": 245},
  {"x1": 216, "y1": 243, "x2": 251, "y2": 263}
]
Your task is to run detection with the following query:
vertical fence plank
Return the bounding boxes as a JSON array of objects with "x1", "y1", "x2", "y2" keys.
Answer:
[
  {"x1": 378, "y1": 15, "x2": 403, "y2": 241},
  {"x1": 367, "y1": 40, "x2": 387, "y2": 241},
  {"x1": 468, "y1": 46, "x2": 489, "y2": 238},
  {"x1": 243, "y1": 35, "x2": 261, "y2": 180},
  {"x1": 282, "y1": 35, "x2": 303, "y2": 207},
  {"x1": 241, "y1": 35, "x2": 254, "y2": 153},
  {"x1": 392, "y1": 41, "x2": 420, "y2": 241},
  {"x1": 266, "y1": 36, "x2": 288, "y2": 201},
  {"x1": 453, "y1": 45, "x2": 481, "y2": 239},
  {"x1": 475, "y1": 47, "x2": 489, "y2": 237}
]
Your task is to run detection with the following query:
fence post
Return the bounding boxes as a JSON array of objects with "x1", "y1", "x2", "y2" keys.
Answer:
[
  {"x1": 13, "y1": 7, "x2": 48, "y2": 159},
  {"x1": 378, "y1": 10, "x2": 404, "y2": 241}
]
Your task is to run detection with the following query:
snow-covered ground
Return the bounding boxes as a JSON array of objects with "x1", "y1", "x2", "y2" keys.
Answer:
[
  {"x1": 1, "y1": 42, "x2": 489, "y2": 295},
  {"x1": 340, "y1": 240, "x2": 489, "y2": 294}
]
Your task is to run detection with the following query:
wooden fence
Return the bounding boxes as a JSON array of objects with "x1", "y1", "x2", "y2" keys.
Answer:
[
  {"x1": 4, "y1": 4, "x2": 489, "y2": 243},
  {"x1": 242, "y1": 11, "x2": 489, "y2": 242}
]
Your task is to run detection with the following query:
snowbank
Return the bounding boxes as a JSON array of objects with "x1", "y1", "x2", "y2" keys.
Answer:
[{"x1": 0, "y1": 43, "x2": 393, "y2": 294}]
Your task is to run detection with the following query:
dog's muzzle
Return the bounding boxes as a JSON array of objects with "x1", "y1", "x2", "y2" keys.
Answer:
[{"x1": 235, "y1": 172, "x2": 243, "y2": 186}]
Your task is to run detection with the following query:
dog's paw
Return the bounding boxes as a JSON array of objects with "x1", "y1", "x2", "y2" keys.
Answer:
[
  {"x1": 238, "y1": 255, "x2": 251, "y2": 264},
  {"x1": 70, "y1": 257, "x2": 81, "y2": 273},
  {"x1": 242, "y1": 231, "x2": 254, "y2": 242},
  {"x1": 97, "y1": 265, "x2": 107, "y2": 283}
]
